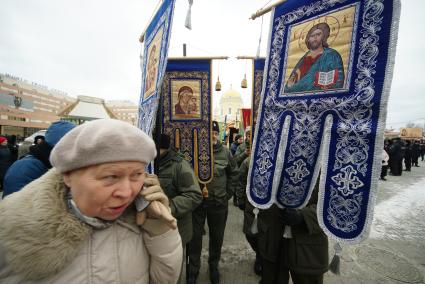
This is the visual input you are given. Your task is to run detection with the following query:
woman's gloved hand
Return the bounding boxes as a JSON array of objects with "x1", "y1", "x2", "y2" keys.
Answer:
[{"x1": 136, "y1": 174, "x2": 177, "y2": 235}]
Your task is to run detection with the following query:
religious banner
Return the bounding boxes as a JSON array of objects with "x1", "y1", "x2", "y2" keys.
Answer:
[
  {"x1": 400, "y1": 128, "x2": 423, "y2": 139},
  {"x1": 251, "y1": 58, "x2": 265, "y2": 131},
  {"x1": 241, "y1": 108, "x2": 251, "y2": 130},
  {"x1": 138, "y1": 0, "x2": 176, "y2": 136},
  {"x1": 248, "y1": 0, "x2": 400, "y2": 243},
  {"x1": 160, "y1": 59, "x2": 214, "y2": 186}
]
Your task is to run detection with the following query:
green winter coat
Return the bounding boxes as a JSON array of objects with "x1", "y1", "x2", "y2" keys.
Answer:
[
  {"x1": 157, "y1": 149, "x2": 203, "y2": 245},
  {"x1": 236, "y1": 156, "x2": 256, "y2": 235},
  {"x1": 258, "y1": 186, "x2": 328, "y2": 275},
  {"x1": 204, "y1": 142, "x2": 239, "y2": 206},
  {"x1": 234, "y1": 141, "x2": 249, "y2": 167},
  {"x1": 283, "y1": 188, "x2": 328, "y2": 275}
]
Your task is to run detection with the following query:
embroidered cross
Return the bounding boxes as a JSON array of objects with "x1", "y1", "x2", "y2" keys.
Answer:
[
  {"x1": 286, "y1": 159, "x2": 310, "y2": 184},
  {"x1": 331, "y1": 165, "x2": 364, "y2": 196},
  {"x1": 199, "y1": 152, "x2": 209, "y2": 163},
  {"x1": 257, "y1": 152, "x2": 273, "y2": 174}
]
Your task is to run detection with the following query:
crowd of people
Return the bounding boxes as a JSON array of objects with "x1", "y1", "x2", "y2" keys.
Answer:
[
  {"x1": 381, "y1": 138, "x2": 425, "y2": 180},
  {"x1": 1, "y1": 119, "x2": 421, "y2": 284}
]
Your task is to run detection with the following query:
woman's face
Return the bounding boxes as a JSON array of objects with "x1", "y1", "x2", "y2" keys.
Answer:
[
  {"x1": 63, "y1": 161, "x2": 146, "y2": 221},
  {"x1": 180, "y1": 91, "x2": 192, "y2": 104}
]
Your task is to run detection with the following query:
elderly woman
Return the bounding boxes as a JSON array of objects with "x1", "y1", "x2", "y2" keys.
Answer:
[{"x1": 0, "y1": 119, "x2": 183, "y2": 283}]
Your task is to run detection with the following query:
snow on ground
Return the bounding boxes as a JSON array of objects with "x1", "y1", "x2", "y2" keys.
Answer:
[{"x1": 370, "y1": 177, "x2": 425, "y2": 240}]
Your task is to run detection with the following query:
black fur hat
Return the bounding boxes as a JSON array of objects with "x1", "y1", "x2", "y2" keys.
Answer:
[{"x1": 158, "y1": 133, "x2": 171, "y2": 149}]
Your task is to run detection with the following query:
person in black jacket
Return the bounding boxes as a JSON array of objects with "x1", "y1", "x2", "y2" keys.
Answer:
[
  {"x1": 6, "y1": 135, "x2": 18, "y2": 164},
  {"x1": 404, "y1": 140, "x2": 412, "y2": 171},
  {"x1": 389, "y1": 138, "x2": 403, "y2": 176},
  {"x1": 412, "y1": 140, "x2": 421, "y2": 167},
  {"x1": 0, "y1": 136, "x2": 12, "y2": 191}
]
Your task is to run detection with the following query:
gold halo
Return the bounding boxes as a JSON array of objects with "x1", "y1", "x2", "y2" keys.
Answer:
[{"x1": 297, "y1": 16, "x2": 340, "y2": 53}]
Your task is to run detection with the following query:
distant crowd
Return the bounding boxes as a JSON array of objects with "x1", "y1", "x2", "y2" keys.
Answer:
[{"x1": 381, "y1": 138, "x2": 425, "y2": 180}]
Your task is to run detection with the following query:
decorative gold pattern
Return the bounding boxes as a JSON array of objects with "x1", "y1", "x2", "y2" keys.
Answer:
[
  {"x1": 252, "y1": 70, "x2": 264, "y2": 130},
  {"x1": 162, "y1": 71, "x2": 213, "y2": 183}
]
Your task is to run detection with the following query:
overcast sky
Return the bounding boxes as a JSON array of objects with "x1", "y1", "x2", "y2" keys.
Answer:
[{"x1": 0, "y1": 0, "x2": 424, "y2": 130}]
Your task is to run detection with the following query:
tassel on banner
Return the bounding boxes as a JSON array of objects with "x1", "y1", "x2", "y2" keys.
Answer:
[
  {"x1": 282, "y1": 225, "x2": 292, "y2": 238},
  {"x1": 250, "y1": 208, "x2": 259, "y2": 234},
  {"x1": 202, "y1": 184, "x2": 208, "y2": 198},
  {"x1": 329, "y1": 242, "x2": 342, "y2": 275},
  {"x1": 185, "y1": 0, "x2": 193, "y2": 30}
]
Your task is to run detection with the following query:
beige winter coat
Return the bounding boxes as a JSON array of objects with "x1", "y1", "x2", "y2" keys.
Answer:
[{"x1": 0, "y1": 169, "x2": 183, "y2": 283}]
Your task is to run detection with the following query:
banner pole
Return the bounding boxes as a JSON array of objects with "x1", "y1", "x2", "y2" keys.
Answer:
[
  {"x1": 249, "y1": 0, "x2": 286, "y2": 20},
  {"x1": 139, "y1": 0, "x2": 164, "y2": 43},
  {"x1": 168, "y1": 56, "x2": 229, "y2": 60}
]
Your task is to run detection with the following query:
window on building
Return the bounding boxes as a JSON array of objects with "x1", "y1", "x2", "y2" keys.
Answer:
[
  {"x1": 8, "y1": 116, "x2": 25, "y2": 122},
  {"x1": 228, "y1": 108, "x2": 232, "y2": 115}
]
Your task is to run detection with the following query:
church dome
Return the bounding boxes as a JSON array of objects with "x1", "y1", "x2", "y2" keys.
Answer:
[
  {"x1": 218, "y1": 86, "x2": 244, "y2": 121},
  {"x1": 219, "y1": 87, "x2": 243, "y2": 106},
  {"x1": 222, "y1": 88, "x2": 242, "y2": 99}
]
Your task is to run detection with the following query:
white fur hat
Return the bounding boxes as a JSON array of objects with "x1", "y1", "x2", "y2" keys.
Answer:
[{"x1": 50, "y1": 119, "x2": 156, "y2": 173}]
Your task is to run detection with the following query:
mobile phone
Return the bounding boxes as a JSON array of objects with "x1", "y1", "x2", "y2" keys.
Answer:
[{"x1": 135, "y1": 185, "x2": 150, "y2": 212}]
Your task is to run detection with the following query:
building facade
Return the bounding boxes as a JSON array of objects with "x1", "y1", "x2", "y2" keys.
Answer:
[
  {"x1": 0, "y1": 73, "x2": 76, "y2": 138},
  {"x1": 60, "y1": 95, "x2": 117, "y2": 125},
  {"x1": 106, "y1": 100, "x2": 138, "y2": 126},
  {"x1": 0, "y1": 73, "x2": 140, "y2": 138},
  {"x1": 214, "y1": 87, "x2": 244, "y2": 123}
]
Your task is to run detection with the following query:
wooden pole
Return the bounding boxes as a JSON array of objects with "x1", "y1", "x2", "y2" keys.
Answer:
[
  {"x1": 236, "y1": 56, "x2": 257, "y2": 60},
  {"x1": 139, "y1": 0, "x2": 163, "y2": 43},
  {"x1": 250, "y1": 0, "x2": 286, "y2": 20},
  {"x1": 168, "y1": 56, "x2": 229, "y2": 60}
]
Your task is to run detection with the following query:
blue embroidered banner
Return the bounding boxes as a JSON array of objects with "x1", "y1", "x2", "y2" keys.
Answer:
[
  {"x1": 248, "y1": 0, "x2": 400, "y2": 242},
  {"x1": 138, "y1": 0, "x2": 176, "y2": 136},
  {"x1": 160, "y1": 59, "x2": 213, "y2": 185},
  {"x1": 252, "y1": 58, "x2": 265, "y2": 131}
]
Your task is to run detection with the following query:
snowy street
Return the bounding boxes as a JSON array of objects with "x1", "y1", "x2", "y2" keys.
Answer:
[
  {"x1": 194, "y1": 161, "x2": 425, "y2": 284},
  {"x1": 371, "y1": 173, "x2": 425, "y2": 242},
  {"x1": 1, "y1": 161, "x2": 424, "y2": 283}
]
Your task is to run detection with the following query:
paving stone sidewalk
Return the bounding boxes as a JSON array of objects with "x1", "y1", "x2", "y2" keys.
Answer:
[{"x1": 191, "y1": 161, "x2": 425, "y2": 284}]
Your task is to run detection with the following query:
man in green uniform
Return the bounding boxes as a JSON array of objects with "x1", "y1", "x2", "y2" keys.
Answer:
[
  {"x1": 258, "y1": 181, "x2": 329, "y2": 284},
  {"x1": 156, "y1": 134, "x2": 203, "y2": 281},
  {"x1": 187, "y1": 121, "x2": 239, "y2": 284}
]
